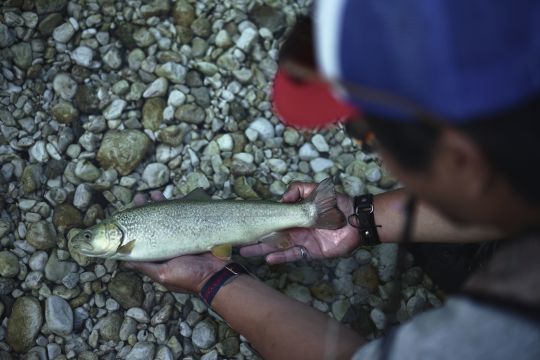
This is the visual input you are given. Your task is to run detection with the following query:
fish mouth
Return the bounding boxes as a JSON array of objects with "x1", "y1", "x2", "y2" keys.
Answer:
[{"x1": 71, "y1": 240, "x2": 95, "y2": 255}]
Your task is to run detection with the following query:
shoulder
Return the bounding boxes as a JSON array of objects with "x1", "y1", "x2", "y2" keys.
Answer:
[{"x1": 353, "y1": 296, "x2": 540, "y2": 360}]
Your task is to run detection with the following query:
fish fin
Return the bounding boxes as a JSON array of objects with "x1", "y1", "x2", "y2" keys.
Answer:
[
  {"x1": 259, "y1": 232, "x2": 292, "y2": 249},
  {"x1": 117, "y1": 240, "x2": 136, "y2": 254},
  {"x1": 305, "y1": 178, "x2": 347, "y2": 230},
  {"x1": 183, "y1": 188, "x2": 211, "y2": 201},
  {"x1": 211, "y1": 244, "x2": 232, "y2": 260}
]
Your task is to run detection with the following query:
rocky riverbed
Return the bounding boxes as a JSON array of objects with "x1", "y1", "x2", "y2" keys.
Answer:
[{"x1": 0, "y1": 0, "x2": 442, "y2": 359}]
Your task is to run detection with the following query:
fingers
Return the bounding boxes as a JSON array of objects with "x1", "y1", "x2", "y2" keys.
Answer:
[
  {"x1": 239, "y1": 243, "x2": 279, "y2": 257},
  {"x1": 281, "y1": 182, "x2": 318, "y2": 203},
  {"x1": 266, "y1": 246, "x2": 310, "y2": 265},
  {"x1": 150, "y1": 191, "x2": 166, "y2": 202},
  {"x1": 133, "y1": 194, "x2": 148, "y2": 206},
  {"x1": 133, "y1": 191, "x2": 166, "y2": 207}
]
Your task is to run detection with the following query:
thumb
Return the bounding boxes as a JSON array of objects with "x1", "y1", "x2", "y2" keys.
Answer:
[{"x1": 281, "y1": 182, "x2": 317, "y2": 203}]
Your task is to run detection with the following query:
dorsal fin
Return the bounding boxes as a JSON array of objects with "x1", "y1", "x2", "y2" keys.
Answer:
[{"x1": 183, "y1": 188, "x2": 211, "y2": 201}]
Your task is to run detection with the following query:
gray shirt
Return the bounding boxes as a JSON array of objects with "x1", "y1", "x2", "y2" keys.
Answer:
[{"x1": 353, "y1": 296, "x2": 540, "y2": 360}]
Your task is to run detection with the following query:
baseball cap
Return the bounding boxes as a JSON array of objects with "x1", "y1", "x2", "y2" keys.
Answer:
[{"x1": 273, "y1": 0, "x2": 540, "y2": 127}]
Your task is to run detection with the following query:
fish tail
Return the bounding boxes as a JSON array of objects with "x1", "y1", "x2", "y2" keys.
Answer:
[{"x1": 304, "y1": 178, "x2": 347, "y2": 230}]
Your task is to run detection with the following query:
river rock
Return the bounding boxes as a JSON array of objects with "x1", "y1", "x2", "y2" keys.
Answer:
[
  {"x1": 192, "y1": 319, "x2": 217, "y2": 349},
  {"x1": 142, "y1": 162, "x2": 170, "y2": 188},
  {"x1": 108, "y1": 272, "x2": 144, "y2": 309},
  {"x1": 250, "y1": 4, "x2": 287, "y2": 34},
  {"x1": 248, "y1": 118, "x2": 274, "y2": 139},
  {"x1": 6, "y1": 296, "x2": 43, "y2": 353},
  {"x1": 53, "y1": 73, "x2": 77, "y2": 100},
  {"x1": 26, "y1": 220, "x2": 57, "y2": 250},
  {"x1": 44, "y1": 252, "x2": 77, "y2": 283},
  {"x1": 142, "y1": 98, "x2": 165, "y2": 131},
  {"x1": 11, "y1": 42, "x2": 32, "y2": 69},
  {"x1": 174, "y1": 104, "x2": 205, "y2": 124},
  {"x1": 71, "y1": 46, "x2": 94, "y2": 67},
  {"x1": 45, "y1": 295, "x2": 73, "y2": 336},
  {"x1": 51, "y1": 101, "x2": 79, "y2": 124},
  {"x1": 0, "y1": 251, "x2": 19, "y2": 278},
  {"x1": 97, "y1": 130, "x2": 151, "y2": 176},
  {"x1": 143, "y1": 77, "x2": 168, "y2": 98},
  {"x1": 53, "y1": 203, "x2": 83, "y2": 231},
  {"x1": 95, "y1": 312, "x2": 123, "y2": 341},
  {"x1": 126, "y1": 342, "x2": 155, "y2": 360}
]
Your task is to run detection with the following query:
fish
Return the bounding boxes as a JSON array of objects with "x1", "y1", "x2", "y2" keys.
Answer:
[{"x1": 70, "y1": 178, "x2": 346, "y2": 261}]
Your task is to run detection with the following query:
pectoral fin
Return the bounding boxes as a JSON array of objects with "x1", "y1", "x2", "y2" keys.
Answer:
[
  {"x1": 259, "y1": 232, "x2": 292, "y2": 250},
  {"x1": 211, "y1": 244, "x2": 232, "y2": 260},
  {"x1": 117, "y1": 240, "x2": 136, "y2": 254}
]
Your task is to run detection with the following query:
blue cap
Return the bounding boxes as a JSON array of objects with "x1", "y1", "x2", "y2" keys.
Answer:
[{"x1": 314, "y1": 0, "x2": 540, "y2": 122}]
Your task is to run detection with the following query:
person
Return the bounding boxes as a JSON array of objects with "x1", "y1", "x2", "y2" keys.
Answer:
[{"x1": 126, "y1": 0, "x2": 540, "y2": 359}]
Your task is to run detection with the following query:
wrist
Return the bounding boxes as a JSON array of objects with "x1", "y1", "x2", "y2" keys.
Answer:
[
  {"x1": 199, "y1": 262, "x2": 251, "y2": 306},
  {"x1": 348, "y1": 194, "x2": 381, "y2": 246}
]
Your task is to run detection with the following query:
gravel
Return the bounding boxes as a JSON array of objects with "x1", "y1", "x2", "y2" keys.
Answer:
[{"x1": 0, "y1": 0, "x2": 441, "y2": 357}]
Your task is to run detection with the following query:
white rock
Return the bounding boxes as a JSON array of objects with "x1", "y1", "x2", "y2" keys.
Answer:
[
  {"x1": 70, "y1": 46, "x2": 94, "y2": 67},
  {"x1": 168, "y1": 90, "x2": 186, "y2": 106},
  {"x1": 215, "y1": 29, "x2": 232, "y2": 48},
  {"x1": 248, "y1": 117, "x2": 274, "y2": 140},
  {"x1": 233, "y1": 152, "x2": 254, "y2": 164},
  {"x1": 53, "y1": 73, "x2": 77, "y2": 100},
  {"x1": 268, "y1": 159, "x2": 287, "y2": 174},
  {"x1": 143, "y1": 77, "x2": 168, "y2": 98},
  {"x1": 102, "y1": 48, "x2": 122, "y2": 69},
  {"x1": 370, "y1": 308, "x2": 387, "y2": 330},
  {"x1": 126, "y1": 308, "x2": 150, "y2": 323},
  {"x1": 73, "y1": 183, "x2": 92, "y2": 210},
  {"x1": 163, "y1": 106, "x2": 174, "y2": 122},
  {"x1": 29, "y1": 141, "x2": 49, "y2": 163},
  {"x1": 156, "y1": 62, "x2": 186, "y2": 84},
  {"x1": 216, "y1": 134, "x2": 233, "y2": 151},
  {"x1": 103, "y1": 99, "x2": 127, "y2": 120},
  {"x1": 244, "y1": 128, "x2": 258, "y2": 142},
  {"x1": 310, "y1": 158, "x2": 334, "y2": 173},
  {"x1": 142, "y1": 163, "x2": 170, "y2": 188},
  {"x1": 311, "y1": 134, "x2": 329, "y2": 152},
  {"x1": 341, "y1": 175, "x2": 365, "y2": 197},
  {"x1": 366, "y1": 166, "x2": 382, "y2": 183},
  {"x1": 298, "y1": 143, "x2": 319, "y2": 161},
  {"x1": 52, "y1": 22, "x2": 75, "y2": 43},
  {"x1": 236, "y1": 27, "x2": 258, "y2": 52}
]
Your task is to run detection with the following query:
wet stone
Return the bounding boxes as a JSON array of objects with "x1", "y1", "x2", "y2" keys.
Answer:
[
  {"x1": 45, "y1": 295, "x2": 73, "y2": 336},
  {"x1": 26, "y1": 220, "x2": 56, "y2": 250},
  {"x1": 192, "y1": 319, "x2": 217, "y2": 349},
  {"x1": 108, "y1": 272, "x2": 144, "y2": 309},
  {"x1": 51, "y1": 101, "x2": 79, "y2": 124},
  {"x1": 174, "y1": 104, "x2": 206, "y2": 124},
  {"x1": 11, "y1": 42, "x2": 32, "y2": 69},
  {"x1": 95, "y1": 312, "x2": 123, "y2": 342},
  {"x1": 0, "y1": 251, "x2": 19, "y2": 278},
  {"x1": 142, "y1": 98, "x2": 166, "y2": 131},
  {"x1": 6, "y1": 296, "x2": 42, "y2": 353},
  {"x1": 97, "y1": 130, "x2": 151, "y2": 176}
]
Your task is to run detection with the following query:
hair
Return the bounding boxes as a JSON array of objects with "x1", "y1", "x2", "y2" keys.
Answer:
[{"x1": 364, "y1": 94, "x2": 540, "y2": 205}]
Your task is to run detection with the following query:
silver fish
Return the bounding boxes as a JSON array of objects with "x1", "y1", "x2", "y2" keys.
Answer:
[{"x1": 70, "y1": 179, "x2": 346, "y2": 261}]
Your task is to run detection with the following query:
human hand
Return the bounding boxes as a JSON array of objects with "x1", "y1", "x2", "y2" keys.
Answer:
[
  {"x1": 240, "y1": 182, "x2": 361, "y2": 264},
  {"x1": 123, "y1": 191, "x2": 226, "y2": 294}
]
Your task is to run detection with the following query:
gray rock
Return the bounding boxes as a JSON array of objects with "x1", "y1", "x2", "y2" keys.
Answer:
[
  {"x1": 108, "y1": 272, "x2": 144, "y2": 309},
  {"x1": 375, "y1": 243, "x2": 399, "y2": 282},
  {"x1": 47, "y1": 343, "x2": 62, "y2": 359},
  {"x1": 268, "y1": 158, "x2": 287, "y2": 174},
  {"x1": 142, "y1": 98, "x2": 165, "y2": 131},
  {"x1": 299, "y1": 143, "x2": 319, "y2": 160},
  {"x1": 95, "y1": 312, "x2": 123, "y2": 341},
  {"x1": 172, "y1": 0, "x2": 195, "y2": 26},
  {"x1": 332, "y1": 299, "x2": 351, "y2": 322},
  {"x1": 191, "y1": 17, "x2": 211, "y2": 37},
  {"x1": 311, "y1": 134, "x2": 329, "y2": 152},
  {"x1": 70, "y1": 46, "x2": 94, "y2": 67},
  {"x1": 365, "y1": 165, "x2": 382, "y2": 183},
  {"x1": 74, "y1": 160, "x2": 101, "y2": 182},
  {"x1": 103, "y1": 99, "x2": 127, "y2": 120},
  {"x1": 151, "y1": 304, "x2": 172, "y2": 325},
  {"x1": 143, "y1": 77, "x2": 169, "y2": 98},
  {"x1": 201, "y1": 350, "x2": 219, "y2": 360},
  {"x1": 250, "y1": 4, "x2": 287, "y2": 34},
  {"x1": 249, "y1": 118, "x2": 274, "y2": 139},
  {"x1": 126, "y1": 307, "x2": 150, "y2": 323},
  {"x1": 192, "y1": 319, "x2": 217, "y2": 349},
  {"x1": 155, "y1": 346, "x2": 174, "y2": 360},
  {"x1": 52, "y1": 22, "x2": 75, "y2": 43},
  {"x1": 236, "y1": 27, "x2": 258, "y2": 52},
  {"x1": 174, "y1": 104, "x2": 206, "y2": 124},
  {"x1": 342, "y1": 175, "x2": 365, "y2": 197},
  {"x1": 119, "y1": 316, "x2": 137, "y2": 341},
  {"x1": 370, "y1": 308, "x2": 387, "y2": 330},
  {"x1": 6, "y1": 296, "x2": 42, "y2": 353},
  {"x1": 191, "y1": 87, "x2": 211, "y2": 107},
  {"x1": 142, "y1": 163, "x2": 170, "y2": 189},
  {"x1": 285, "y1": 283, "x2": 313, "y2": 304},
  {"x1": 0, "y1": 251, "x2": 19, "y2": 278},
  {"x1": 61, "y1": 272, "x2": 79, "y2": 289},
  {"x1": 126, "y1": 342, "x2": 155, "y2": 360},
  {"x1": 102, "y1": 48, "x2": 123, "y2": 69},
  {"x1": 44, "y1": 252, "x2": 77, "y2": 283},
  {"x1": 26, "y1": 220, "x2": 56, "y2": 250},
  {"x1": 310, "y1": 158, "x2": 334, "y2": 173},
  {"x1": 97, "y1": 130, "x2": 151, "y2": 176},
  {"x1": 35, "y1": 0, "x2": 67, "y2": 14},
  {"x1": 53, "y1": 73, "x2": 78, "y2": 100},
  {"x1": 283, "y1": 129, "x2": 300, "y2": 145},
  {"x1": 51, "y1": 101, "x2": 79, "y2": 124},
  {"x1": 11, "y1": 42, "x2": 32, "y2": 69},
  {"x1": 29, "y1": 251, "x2": 48, "y2": 271},
  {"x1": 155, "y1": 62, "x2": 186, "y2": 84},
  {"x1": 216, "y1": 134, "x2": 234, "y2": 151},
  {"x1": 0, "y1": 23, "x2": 15, "y2": 48},
  {"x1": 29, "y1": 141, "x2": 49, "y2": 163},
  {"x1": 168, "y1": 90, "x2": 186, "y2": 106},
  {"x1": 45, "y1": 295, "x2": 73, "y2": 336}
]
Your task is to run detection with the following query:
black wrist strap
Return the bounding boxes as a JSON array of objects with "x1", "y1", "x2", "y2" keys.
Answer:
[
  {"x1": 348, "y1": 194, "x2": 381, "y2": 246},
  {"x1": 200, "y1": 263, "x2": 250, "y2": 307}
]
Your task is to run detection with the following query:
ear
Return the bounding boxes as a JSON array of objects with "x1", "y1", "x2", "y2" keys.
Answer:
[{"x1": 432, "y1": 128, "x2": 493, "y2": 198}]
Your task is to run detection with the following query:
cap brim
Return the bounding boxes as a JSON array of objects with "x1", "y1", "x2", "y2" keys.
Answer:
[{"x1": 272, "y1": 69, "x2": 359, "y2": 128}]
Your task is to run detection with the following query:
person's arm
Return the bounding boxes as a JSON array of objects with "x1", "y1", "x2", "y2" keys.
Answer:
[
  {"x1": 212, "y1": 275, "x2": 364, "y2": 360},
  {"x1": 374, "y1": 188, "x2": 503, "y2": 243}
]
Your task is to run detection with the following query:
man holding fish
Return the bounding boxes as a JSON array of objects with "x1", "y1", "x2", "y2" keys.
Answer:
[{"x1": 72, "y1": 0, "x2": 540, "y2": 359}]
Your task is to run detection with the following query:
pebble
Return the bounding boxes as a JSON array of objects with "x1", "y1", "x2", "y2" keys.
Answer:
[
  {"x1": 310, "y1": 158, "x2": 334, "y2": 173},
  {"x1": 97, "y1": 130, "x2": 151, "y2": 176},
  {"x1": 0, "y1": 251, "x2": 19, "y2": 278},
  {"x1": 143, "y1": 77, "x2": 169, "y2": 98},
  {"x1": 70, "y1": 46, "x2": 94, "y2": 67},
  {"x1": 103, "y1": 99, "x2": 127, "y2": 120},
  {"x1": 249, "y1": 117, "x2": 275, "y2": 139},
  {"x1": 268, "y1": 158, "x2": 287, "y2": 174},
  {"x1": 52, "y1": 22, "x2": 75, "y2": 43},
  {"x1": 142, "y1": 163, "x2": 170, "y2": 188},
  {"x1": 156, "y1": 62, "x2": 186, "y2": 84},
  {"x1": 103, "y1": 48, "x2": 122, "y2": 69},
  {"x1": 216, "y1": 134, "x2": 234, "y2": 151},
  {"x1": 299, "y1": 143, "x2": 319, "y2": 160},
  {"x1": 192, "y1": 319, "x2": 217, "y2": 349},
  {"x1": 236, "y1": 27, "x2": 258, "y2": 52},
  {"x1": 108, "y1": 272, "x2": 144, "y2": 309},
  {"x1": 311, "y1": 134, "x2": 330, "y2": 152},
  {"x1": 370, "y1": 308, "x2": 387, "y2": 330},
  {"x1": 26, "y1": 220, "x2": 57, "y2": 250},
  {"x1": 29, "y1": 141, "x2": 49, "y2": 163},
  {"x1": 45, "y1": 295, "x2": 73, "y2": 336},
  {"x1": 6, "y1": 296, "x2": 43, "y2": 353},
  {"x1": 168, "y1": 90, "x2": 186, "y2": 106},
  {"x1": 120, "y1": 317, "x2": 137, "y2": 341},
  {"x1": 127, "y1": 307, "x2": 150, "y2": 323},
  {"x1": 29, "y1": 251, "x2": 48, "y2": 271}
]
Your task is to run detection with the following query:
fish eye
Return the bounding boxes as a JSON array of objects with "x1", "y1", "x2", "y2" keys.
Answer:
[{"x1": 83, "y1": 232, "x2": 91, "y2": 240}]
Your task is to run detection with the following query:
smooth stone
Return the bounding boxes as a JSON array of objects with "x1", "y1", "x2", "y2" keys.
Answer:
[
  {"x1": 216, "y1": 134, "x2": 233, "y2": 151},
  {"x1": 0, "y1": 251, "x2": 19, "y2": 278},
  {"x1": 215, "y1": 29, "x2": 232, "y2": 48},
  {"x1": 298, "y1": 143, "x2": 319, "y2": 161},
  {"x1": 332, "y1": 299, "x2": 351, "y2": 322},
  {"x1": 172, "y1": 0, "x2": 195, "y2": 26},
  {"x1": 44, "y1": 252, "x2": 77, "y2": 283},
  {"x1": 155, "y1": 62, "x2": 186, "y2": 84},
  {"x1": 126, "y1": 307, "x2": 150, "y2": 323},
  {"x1": 11, "y1": 42, "x2": 32, "y2": 69},
  {"x1": 284, "y1": 283, "x2": 312, "y2": 304},
  {"x1": 70, "y1": 46, "x2": 94, "y2": 67},
  {"x1": 250, "y1": 4, "x2": 287, "y2": 34},
  {"x1": 236, "y1": 27, "x2": 258, "y2": 52},
  {"x1": 375, "y1": 243, "x2": 399, "y2": 282},
  {"x1": 352, "y1": 265, "x2": 380, "y2": 292},
  {"x1": 119, "y1": 317, "x2": 137, "y2": 341},
  {"x1": 95, "y1": 312, "x2": 123, "y2": 341},
  {"x1": 191, "y1": 17, "x2": 211, "y2": 37},
  {"x1": 268, "y1": 158, "x2": 287, "y2": 174},
  {"x1": 370, "y1": 308, "x2": 387, "y2": 330},
  {"x1": 29, "y1": 141, "x2": 49, "y2": 163},
  {"x1": 0, "y1": 23, "x2": 15, "y2": 47},
  {"x1": 74, "y1": 84, "x2": 100, "y2": 114},
  {"x1": 45, "y1": 295, "x2": 73, "y2": 336},
  {"x1": 97, "y1": 130, "x2": 151, "y2": 176},
  {"x1": 310, "y1": 158, "x2": 334, "y2": 173},
  {"x1": 365, "y1": 166, "x2": 382, "y2": 183},
  {"x1": 29, "y1": 251, "x2": 48, "y2": 271},
  {"x1": 143, "y1": 77, "x2": 168, "y2": 98},
  {"x1": 108, "y1": 272, "x2": 144, "y2": 309},
  {"x1": 6, "y1": 296, "x2": 42, "y2": 353},
  {"x1": 102, "y1": 48, "x2": 122, "y2": 69},
  {"x1": 174, "y1": 104, "x2": 205, "y2": 124},
  {"x1": 283, "y1": 129, "x2": 300, "y2": 145},
  {"x1": 35, "y1": 0, "x2": 67, "y2": 14},
  {"x1": 26, "y1": 220, "x2": 56, "y2": 250},
  {"x1": 126, "y1": 342, "x2": 155, "y2": 360},
  {"x1": 142, "y1": 98, "x2": 165, "y2": 131},
  {"x1": 52, "y1": 22, "x2": 75, "y2": 43},
  {"x1": 341, "y1": 175, "x2": 365, "y2": 197},
  {"x1": 53, "y1": 203, "x2": 83, "y2": 232},
  {"x1": 51, "y1": 101, "x2": 79, "y2": 124},
  {"x1": 248, "y1": 118, "x2": 274, "y2": 139},
  {"x1": 310, "y1": 280, "x2": 336, "y2": 303},
  {"x1": 311, "y1": 134, "x2": 329, "y2": 152},
  {"x1": 168, "y1": 90, "x2": 186, "y2": 106},
  {"x1": 103, "y1": 99, "x2": 127, "y2": 120},
  {"x1": 142, "y1": 162, "x2": 170, "y2": 188},
  {"x1": 191, "y1": 319, "x2": 217, "y2": 349},
  {"x1": 53, "y1": 73, "x2": 77, "y2": 100},
  {"x1": 74, "y1": 159, "x2": 101, "y2": 182}
]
